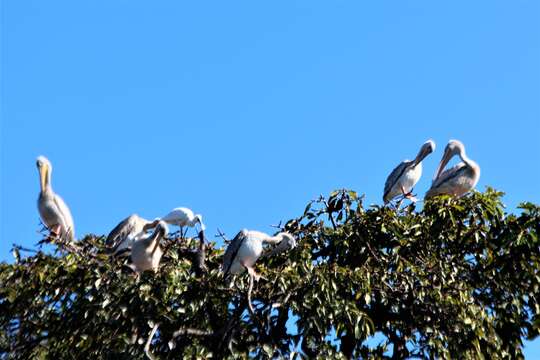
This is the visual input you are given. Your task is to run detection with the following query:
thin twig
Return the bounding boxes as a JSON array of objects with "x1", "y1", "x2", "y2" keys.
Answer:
[
  {"x1": 12, "y1": 244, "x2": 39, "y2": 254},
  {"x1": 144, "y1": 323, "x2": 159, "y2": 360},
  {"x1": 218, "y1": 298, "x2": 246, "y2": 350},
  {"x1": 271, "y1": 290, "x2": 294, "y2": 309},
  {"x1": 321, "y1": 198, "x2": 337, "y2": 230},
  {"x1": 216, "y1": 228, "x2": 229, "y2": 243},
  {"x1": 366, "y1": 241, "x2": 383, "y2": 264}
]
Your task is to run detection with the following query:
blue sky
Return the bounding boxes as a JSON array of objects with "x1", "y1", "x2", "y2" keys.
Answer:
[{"x1": 1, "y1": 0, "x2": 539, "y2": 356}]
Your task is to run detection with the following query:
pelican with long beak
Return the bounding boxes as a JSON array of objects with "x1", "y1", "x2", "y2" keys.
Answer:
[
  {"x1": 383, "y1": 140, "x2": 436, "y2": 204},
  {"x1": 106, "y1": 214, "x2": 158, "y2": 257},
  {"x1": 426, "y1": 139, "x2": 480, "y2": 198},
  {"x1": 36, "y1": 156, "x2": 75, "y2": 242},
  {"x1": 222, "y1": 230, "x2": 296, "y2": 314},
  {"x1": 130, "y1": 220, "x2": 169, "y2": 273},
  {"x1": 222, "y1": 230, "x2": 296, "y2": 280}
]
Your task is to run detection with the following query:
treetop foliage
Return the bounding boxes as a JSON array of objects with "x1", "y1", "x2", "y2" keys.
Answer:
[{"x1": 1, "y1": 188, "x2": 539, "y2": 359}]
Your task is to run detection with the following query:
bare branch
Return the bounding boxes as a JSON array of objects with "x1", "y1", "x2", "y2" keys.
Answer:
[
  {"x1": 144, "y1": 323, "x2": 159, "y2": 360},
  {"x1": 321, "y1": 198, "x2": 337, "y2": 230},
  {"x1": 12, "y1": 244, "x2": 39, "y2": 254},
  {"x1": 172, "y1": 327, "x2": 214, "y2": 338},
  {"x1": 215, "y1": 228, "x2": 229, "y2": 243}
]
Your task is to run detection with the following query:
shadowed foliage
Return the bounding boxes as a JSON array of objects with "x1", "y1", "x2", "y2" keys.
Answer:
[{"x1": 1, "y1": 188, "x2": 539, "y2": 359}]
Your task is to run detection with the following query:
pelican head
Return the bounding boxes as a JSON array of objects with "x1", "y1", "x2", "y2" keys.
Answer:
[
  {"x1": 414, "y1": 139, "x2": 436, "y2": 166},
  {"x1": 36, "y1": 156, "x2": 52, "y2": 192},
  {"x1": 143, "y1": 218, "x2": 162, "y2": 232},
  {"x1": 433, "y1": 139, "x2": 466, "y2": 181},
  {"x1": 155, "y1": 220, "x2": 169, "y2": 238},
  {"x1": 36, "y1": 155, "x2": 51, "y2": 169},
  {"x1": 195, "y1": 214, "x2": 206, "y2": 232}
]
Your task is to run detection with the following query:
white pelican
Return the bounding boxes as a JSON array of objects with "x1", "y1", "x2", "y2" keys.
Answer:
[
  {"x1": 160, "y1": 207, "x2": 206, "y2": 235},
  {"x1": 383, "y1": 140, "x2": 436, "y2": 204},
  {"x1": 222, "y1": 230, "x2": 295, "y2": 280},
  {"x1": 130, "y1": 220, "x2": 169, "y2": 273},
  {"x1": 105, "y1": 214, "x2": 157, "y2": 256},
  {"x1": 426, "y1": 140, "x2": 480, "y2": 198},
  {"x1": 36, "y1": 156, "x2": 75, "y2": 242}
]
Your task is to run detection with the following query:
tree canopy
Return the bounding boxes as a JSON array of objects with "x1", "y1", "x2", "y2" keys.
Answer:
[{"x1": 1, "y1": 189, "x2": 539, "y2": 359}]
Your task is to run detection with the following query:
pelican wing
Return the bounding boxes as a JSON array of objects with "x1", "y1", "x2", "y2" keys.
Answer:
[
  {"x1": 431, "y1": 162, "x2": 467, "y2": 189},
  {"x1": 383, "y1": 161, "x2": 412, "y2": 202},
  {"x1": 426, "y1": 162, "x2": 469, "y2": 197},
  {"x1": 106, "y1": 214, "x2": 145, "y2": 250},
  {"x1": 52, "y1": 194, "x2": 75, "y2": 241},
  {"x1": 222, "y1": 230, "x2": 248, "y2": 275}
]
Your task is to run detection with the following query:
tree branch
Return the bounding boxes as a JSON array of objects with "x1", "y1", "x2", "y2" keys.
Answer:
[
  {"x1": 144, "y1": 323, "x2": 159, "y2": 360},
  {"x1": 172, "y1": 327, "x2": 214, "y2": 338}
]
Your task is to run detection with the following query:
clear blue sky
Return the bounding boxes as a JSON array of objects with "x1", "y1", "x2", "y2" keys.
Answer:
[{"x1": 1, "y1": 0, "x2": 539, "y2": 356}]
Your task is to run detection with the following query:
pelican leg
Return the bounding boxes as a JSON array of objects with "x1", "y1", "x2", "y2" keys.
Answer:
[
  {"x1": 247, "y1": 269, "x2": 256, "y2": 315},
  {"x1": 180, "y1": 226, "x2": 186, "y2": 239},
  {"x1": 240, "y1": 260, "x2": 261, "y2": 282},
  {"x1": 49, "y1": 224, "x2": 61, "y2": 237},
  {"x1": 401, "y1": 186, "x2": 418, "y2": 203},
  {"x1": 45, "y1": 224, "x2": 63, "y2": 243},
  {"x1": 246, "y1": 266, "x2": 261, "y2": 282},
  {"x1": 406, "y1": 193, "x2": 418, "y2": 202},
  {"x1": 242, "y1": 264, "x2": 264, "y2": 316}
]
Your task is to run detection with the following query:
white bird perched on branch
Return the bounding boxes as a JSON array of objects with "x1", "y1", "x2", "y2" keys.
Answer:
[
  {"x1": 222, "y1": 229, "x2": 296, "y2": 315},
  {"x1": 222, "y1": 230, "x2": 295, "y2": 280},
  {"x1": 383, "y1": 140, "x2": 436, "y2": 205},
  {"x1": 160, "y1": 207, "x2": 206, "y2": 236},
  {"x1": 426, "y1": 139, "x2": 480, "y2": 198},
  {"x1": 36, "y1": 156, "x2": 75, "y2": 242}
]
